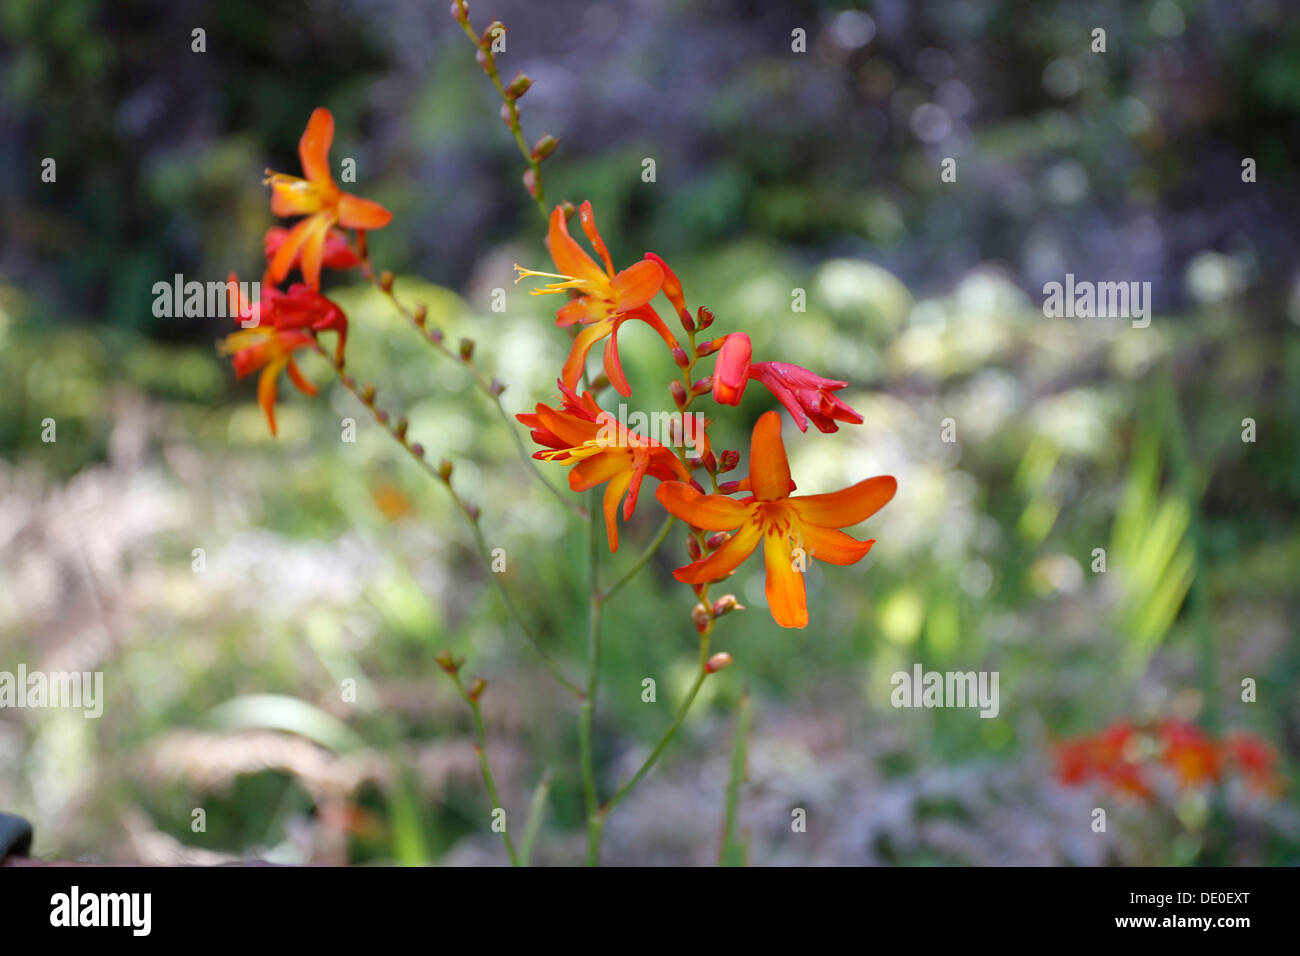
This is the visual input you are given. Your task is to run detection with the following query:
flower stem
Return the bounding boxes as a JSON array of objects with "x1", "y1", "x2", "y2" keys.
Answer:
[
  {"x1": 355, "y1": 253, "x2": 584, "y2": 519},
  {"x1": 453, "y1": 8, "x2": 549, "y2": 220},
  {"x1": 518, "y1": 769, "x2": 552, "y2": 867},
  {"x1": 312, "y1": 338, "x2": 584, "y2": 700},
  {"x1": 444, "y1": 670, "x2": 519, "y2": 867},
  {"x1": 603, "y1": 622, "x2": 714, "y2": 816},
  {"x1": 580, "y1": 488, "x2": 605, "y2": 864},
  {"x1": 601, "y1": 514, "x2": 675, "y2": 601}
]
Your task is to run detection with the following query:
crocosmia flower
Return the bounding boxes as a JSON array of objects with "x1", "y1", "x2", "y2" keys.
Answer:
[
  {"x1": 515, "y1": 202, "x2": 675, "y2": 395},
  {"x1": 219, "y1": 325, "x2": 318, "y2": 437},
  {"x1": 709, "y1": 333, "x2": 862, "y2": 433},
  {"x1": 519, "y1": 382, "x2": 692, "y2": 551},
  {"x1": 656, "y1": 410, "x2": 896, "y2": 628},
  {"x1": 265, "y1": 225, "x2": 361, "y2": 276},
  {"x1": 226, "y1": 274, "x2": 348, "y2": 362},
  {"x1": 1223, "y1": 732, "x2": 1282, "y2": 795},
  {"x1": 264, "y1": 107, "x2": 393, "y2": 289}
]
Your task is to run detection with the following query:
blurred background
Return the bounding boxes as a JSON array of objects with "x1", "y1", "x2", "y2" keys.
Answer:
[{"x1": 1, "y1": 0, "x2": 1297, "y2": 865}]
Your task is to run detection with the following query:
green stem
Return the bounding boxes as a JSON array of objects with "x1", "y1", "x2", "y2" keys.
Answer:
[
  {"x1": 718, "y1": 685, "x2": 752, "y2": 866},
  {"x1": 601, "y1": 515, "x2": 675, "y2": 600},
  {"x1": 602, "y1": 629, "x2": 713, "y2": 815},
  {"x1": 357, "y1": 258, "x2": 584, "y2": 519},
  {"x1": 519, "y1": 769, "x2": 552, "y2": 867},
  {"x1": 314, "y1": 339, "x2": 584, "y2": 700},
  {"x1": 454, "y1": 10, "x2": 549, "y2": 220},
  {"x1": 445, "y1": 672, "x2": 519, "y2": 867},
  {"x1": 580, "y1": 489, "x2": 605, "y2": 864}
]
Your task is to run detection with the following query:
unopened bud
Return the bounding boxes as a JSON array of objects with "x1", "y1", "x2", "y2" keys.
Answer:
[
  {"x1": 342, "y1": 375, "x2": 357, "y2": 390},
  {"x1": 480, "y1": 21, "x2": 505, "y2": 47},
  {"x1": 558, "y1": 200, "x2": 576, "y2": 221},
  {"x1": 671, "y1": 347, "x2": 689, "y2": 368},
  {"x1": 705, "y1": 651, "x2": 733, "y2": 674},
  {"x1": 436, "y1": 650, "x2": 461, "y2": 675},
  {"x1": 691, "y1": 603, "x2": 712, "y2": 633},
  {"x1": 711, "y1": 594, "x2": 744, "y2": 617},
  {"x1": 410, "y1": 442, "x2": 425, "y2": 458},
  {"x1": 701, "y1": 449, "x2": 717, "y2": 472},
  {"x1": 505, "y1": 72, "x2": 532, "y2": 99},
  {"x1": 489, "y1": 378, "x2": 506, "y2": 397},
  {"x1": 680, "y1": 310, "x2": 696, "y2": 333},
  {"x1": 687, "y1": 534, "x2": 703, "y2": 560},
  {"x1": 449, "y1": 0, "x2": 468, "y2": 23},
  {"x1": 531, "y1": 134, "x2": 559, "y2": 161},
  {"x1": 395, "y1": 417, "x2": 409, "y2": 442},
  {"x1": 500, "y1": 103, "x2": 513, "y2": 126},
  {"x1": 705, "y1": 531, "x2": 730, "y2": 551},
  {"x1": 695, "y1": 336, "x2": 725, "y2": 357},
  {"x1": 429, "y1": 327, "x2": 445, "y2": 345},
  {"x1": 361, "y1": 384, "x2": 376, "y2": 405},
  {"x1": 413, "y1": 304, "x2": 427, "y2": 327},
  {"x1": 465, "y1": 502, "x2": 481, "y2": 521},
  {"x1": 669, "y1": 380, "x2": 688, "y2": 408},
  {"x1": 467, "y1": 677, "x2": 487, "y2": 701},
  {"x1": 522, "y1": 167, "x2": 537, "y2": 197},
  {"x1": 719, "y1": 449, "x2": 739, "y2": 473},
  {"x1": 691, "y1": 376, "x2": 712, "y2": 396},
  {"x1": 375, "y1": 408, "x2": 389, "y2": 425},
  {"x1": 716, "y1": 480, "x2": 741, "y2": 494},
  {"x1": 459, "y1": 338, "x2": 475, "y2": 361},
  {"x1": 475, "y1": 49, "x2": 491, "y2": 71},
  {"x1": 438, "y1": 459, "x2": 454, "y2": 481},
  {"x1": 380, "y1": 271, "x2": 394, "y2": 292},
  {"x1": 696, "y1": 306, "x2": 714, "y2": 329}
]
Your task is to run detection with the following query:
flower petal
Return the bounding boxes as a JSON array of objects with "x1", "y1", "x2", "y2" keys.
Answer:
[
  {"x1": 749, "y1": 410, "x2": 792, "y2": 501},
  {"x1": 792, "y1": 475, "x2": 897, "y2": 528},
  {"x1": 547, "y1": 206, "x2": 605, "y2": 283},
  {"x1": 338, "y1": 194, "x2": 393, "y2": 230},
  {"x1": 763, "y1": 531, "x2": 808, "y2": 628},
  {"x1": 796, "y1": 523, "x2": 875, "y2": 566},
  {"x1": 299, "y1": 108, "x2": 335, "y2": 187},
  {"x1": 603, "y1": 325, "x2": 631, "y2": 396},
  {"x1": 656, "y1": 482, "x2": 753, "y2": 530},
  {"x1": 257, "y1": 358, "x2": 286, "y2": 437},
  {"x1": 285, "y1": 357, "x2": 318, "y2": 397},
  {"x1": 611, "y1": 258, "x2": 663, "y2": 312},
  {"x1": 672, "y1": 520, "x2": 763, "y2": 584},
  {"x1": 603, "y1": 469, "x2": 633, "y2": 552},
  {"x1": 569, "y1": 451, "x2": 629, "y2": 491},
  {"x1": 577, "y1": 201, "x2": 614, "y2": 275},
  {"x1": 561, "y1": 321, "x2": 612, "y2": 390}
]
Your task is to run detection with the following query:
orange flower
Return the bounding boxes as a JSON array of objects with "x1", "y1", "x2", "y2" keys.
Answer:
[
  {"x1": 264, "y1": 107, "x2": 392, "y2": 289},
  {"x1": 655, "y1": 411, "x2": 896, "y2": 628},
  {"x1": 515, "y1": 202, "x2": 675, "y2": 395},
  {"x1": 264, "y1": 225, "x2": 360, "y2": 275},
  {"x1": 518, "y1": 383, "x2": 692, "y2": 551},
  {"x1": 1158, "y1": 720, "x2": 1222, "y2": 788},
  {"x1": 219, "y1": 325, "x2": 317, "y2": 437}
]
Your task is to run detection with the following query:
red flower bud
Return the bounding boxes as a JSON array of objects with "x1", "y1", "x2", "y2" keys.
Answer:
[
  {"x1": 691, "y1": 376, "x2": 712, "y2": 396},
  {"x1": 438, "y1": 459, "x2": 454, "y2": 481},
  {"x1": 692, "y1": 603, "x2": 712, "y2": 633},
  {"x1": 410, "y1": 443, "x2": 425, "y2": 458},
  {"x1": 467, "y1": 677, "x2": 487, "y2": 702},
  {"x1": 669, "y1": 380, "x2": 688, "y2": 408},
  {"x1": 413, "y1": 304, "x2": 427, "y2": 327},
  {"x1": 719, "y1": 449, "x2": 739, "y2": 472},
  {"x1": 705, "y1": 531, "x2": 730, "y2": 551},
  {"x1": 436, "y1": 650, "x2": 461, "y2": 674},
  {"x1": 522, "y1": 167, "x2": 537, "y2": 197},
  {"x1": 696, "y1": 306, "x2": 714, "y2": 329},
  {"x1": 459, "y1": 338, "x2": 476, "y2": 361},
  {"x1": 687, "y1": 534, "x2": 703, "y2": 560},
  {"x1": 380, "y1": 270, "x2": 394, "y2": 292},
  {"x1": 712, "y1": 333, "x2": 751, "y2": 406},
  {"x1": 671, "y1": 347, "x2": 690, "y2": 368},
  {"x1": 716, "y1": 480, "x2": 741, "y2": 494}
]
